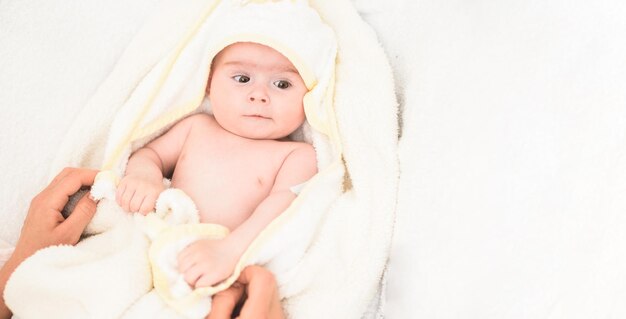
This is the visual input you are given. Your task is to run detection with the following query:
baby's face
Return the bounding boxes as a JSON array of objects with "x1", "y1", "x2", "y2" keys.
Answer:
[{"x1": 208, "y1": 42, "x2": 308, "y2": 140}]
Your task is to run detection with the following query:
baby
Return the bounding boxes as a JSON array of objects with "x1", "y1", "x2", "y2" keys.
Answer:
[{"x1": 115, "y1": 41, "x2": 318, "y2": 288}]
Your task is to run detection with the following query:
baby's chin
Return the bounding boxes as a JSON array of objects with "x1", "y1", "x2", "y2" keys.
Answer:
[
  {"x1": 220, "y1": 121, "x2": 300, "y2": 141},
  {"x1": 224, "y1": 127, "x2": 292, "y2": 141}
]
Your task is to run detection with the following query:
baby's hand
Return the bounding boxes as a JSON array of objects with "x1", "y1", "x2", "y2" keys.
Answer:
[
  {"x1": 177, "y1": 239, "x2": 238, "y2": 288},
  {"x1": 116, "y1": 173, "x2": 164, "y2": 214}
]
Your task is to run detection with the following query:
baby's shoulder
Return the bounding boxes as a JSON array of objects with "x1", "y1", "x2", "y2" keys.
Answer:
[
  {"x1": 289, "y1": 141, "x2": 315, "y2": 154},
  {"x1": 172, "y1": 112, "x2": 218, "y2": 133},
  {"x1": 276, "y1": 140, "x2": 314, "y2": 154},
  {"x1": 282, "y1": 141, "x2": 317, "y2": 165},
  {"x1": 271, "y1": 141, "x2": 317, "y2": 182},
  {"x1": 179, "y1": 112, "x2": 215, "y2": 126}
]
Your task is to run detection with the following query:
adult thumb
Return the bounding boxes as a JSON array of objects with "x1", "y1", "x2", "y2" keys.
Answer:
[{"x1": 58, "y1": 192, "x2": 98, "y2": 244}]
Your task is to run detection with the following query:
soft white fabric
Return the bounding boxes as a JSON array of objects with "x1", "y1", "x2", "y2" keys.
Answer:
[
  {"x1": 360, "y1": 1, "x2": 626, "y2": 318},
  {"x1": 0, "y1": 0, "x2": 163, "y2": 245},
  {"x1": 13, "y1": 0, "x2": 626, "y2": 318},
  {"x1": 4, "y1": 187, "x2": 212, "y2": 319}
]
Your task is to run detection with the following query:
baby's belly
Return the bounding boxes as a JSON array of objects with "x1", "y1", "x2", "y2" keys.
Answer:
[{"x1": 171, "y1": 173, "x2": 272, "y2": 231}]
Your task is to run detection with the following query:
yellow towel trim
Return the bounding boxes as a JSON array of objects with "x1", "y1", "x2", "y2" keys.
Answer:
[{"x1": 150, "y1": 223, "x2": 230, "y2": 310}]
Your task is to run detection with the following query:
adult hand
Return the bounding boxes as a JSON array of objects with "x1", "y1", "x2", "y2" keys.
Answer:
[
  {"x1": 207, "y1": 265, "x2": 285, "y2": 319},
  {"x1": 12, "y1": 167, "x2": 99, "y2": 261},
  {"x1": 0, "y1": 167, "x2": 99, "y2": 319}
]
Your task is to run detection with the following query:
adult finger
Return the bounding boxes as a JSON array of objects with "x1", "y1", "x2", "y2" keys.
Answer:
[
  {"x1": 237, "y1": 266, "x2": 280, "y2": 319},
  {"x1": 50, "y1": 168, "x2": 98, "y2": 192},
  {"x1": 55, "y1": 191, "x2": 98, "y2": 245},
  {"x1": 48, "y1": 168, "x2": 98, "y2": 211},
  {"x1": 47, "y1": 167, "x2": 74, "y2": 190},
  {"x1": 207, "y1": 282, "x2": 245, "y2": 319}
]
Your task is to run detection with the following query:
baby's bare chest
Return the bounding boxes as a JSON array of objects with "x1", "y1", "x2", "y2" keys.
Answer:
[{"x1": 170, "y1": 131, "x2": 295, "y2": 229}]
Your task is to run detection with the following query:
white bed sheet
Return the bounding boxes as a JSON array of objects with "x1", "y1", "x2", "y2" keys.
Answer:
[
  {"x1": 4, "y1": 0, "x2": 626, "y2": 318},
  {"x1": 359, "y1": 1, "x2": 626, "y2": 318},
  {"x1": 0, "y1": 0, "x2": 162, "y2": 245}
]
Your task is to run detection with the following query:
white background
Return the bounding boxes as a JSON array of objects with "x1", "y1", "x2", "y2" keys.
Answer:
[
  {"x1": 356, "y1": 1, "x2": 626, "y2": 317},
  {"x1": 2, "y1": 1, "x2": 626, "y2": 318}
]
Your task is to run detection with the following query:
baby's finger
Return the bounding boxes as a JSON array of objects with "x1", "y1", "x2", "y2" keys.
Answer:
[
  {"x1": 195, "y1": 272, "x2": 220, "y2": 288},
  {"x1": 129, "y1": 192, "x2": 145, "y2": 213},
  {"x1": 115, "y1": 182, "x2": 127, "y2": 206},
  {"x1": 183, "y1": 264, "x2": 204, "y2": 287},
  {"x1": 177, "y1": 249, "x2": 194, "y2": 273},
  {"x1": 177, "y1": 240, "x2": 202, "y2": 262},
  {"x1": 139, "y1": 194, "x2": 157, "y2": 215},
  {"x1": 120, "y1": 187, "x2": 136, "y2": 212}
]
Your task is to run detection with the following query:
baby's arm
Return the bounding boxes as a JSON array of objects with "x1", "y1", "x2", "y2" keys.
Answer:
[
  {"x1": 178, "y1": 144, "x2": 318, "y2": 288},
  {"x1": 117, "y1": 114, "x2": 200, "y2": 213},
  {"x1": 226, "y1": 144, "x2": 318, "y2": 254}
]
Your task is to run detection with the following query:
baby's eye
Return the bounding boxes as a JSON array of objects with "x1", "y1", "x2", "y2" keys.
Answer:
[
  {"x1": 233, "y1": 75, "x2": 250, "y2": 83},
  {"x1": 273, "y1": 80, "x2": 291, "y2": 89}
]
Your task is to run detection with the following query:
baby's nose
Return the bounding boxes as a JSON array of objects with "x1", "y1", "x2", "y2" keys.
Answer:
[
  {"x1": 249, "y1": 96, "x2": 267, "y2": 103},
  {"x1": 248, "y1": 85, "x2": 270, "y2": 104}
]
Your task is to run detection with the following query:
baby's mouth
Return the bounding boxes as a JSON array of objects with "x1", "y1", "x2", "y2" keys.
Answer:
[{"x1": 244, "y1": 114, "x2": 271, "y2": 119}]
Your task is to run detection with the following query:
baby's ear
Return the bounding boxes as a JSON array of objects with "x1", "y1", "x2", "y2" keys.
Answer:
[
  {"x1": 205, "y1": 61, "x2": 217, "y2": 95},
  {"x1": 205, "y1": 77, "x2": 211, "y2": 95}
]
